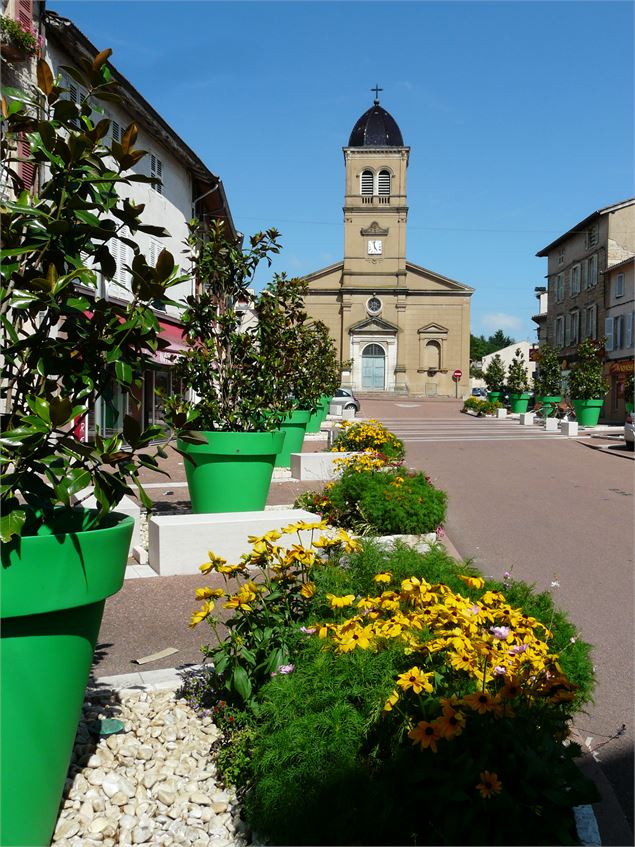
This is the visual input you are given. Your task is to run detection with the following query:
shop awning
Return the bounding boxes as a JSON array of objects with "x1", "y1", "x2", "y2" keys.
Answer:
[{"x1": 152, "y1": 319, "x2": 189, "y2": 366}]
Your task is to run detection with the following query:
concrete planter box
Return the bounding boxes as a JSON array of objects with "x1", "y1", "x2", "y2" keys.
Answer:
[
  {"x1": 290, "y1": 451, "x2": 358, "y2": 481},
  {"x1": 495, "y1": 408, "x2": 507, "y2": 419},
  {"x1": 148, "y1": 508, "x2": 324, "y2": 576},
  {"x1": 560, "y1": 421, "x2": 579, "y2": 437},
  {"x1": 519, "y1": 412, "x2": 534, "y2": 426},
  {"x1": 545, "y1": 417, "x2": 559, "y2": 432}
]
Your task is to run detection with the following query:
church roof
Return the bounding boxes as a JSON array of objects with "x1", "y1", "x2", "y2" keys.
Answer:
[{"x1": 348, "y1": 102, "x2": 404, "y2": 148}]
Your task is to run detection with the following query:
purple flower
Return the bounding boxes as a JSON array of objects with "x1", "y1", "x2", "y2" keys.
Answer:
[
  {"x1": 508, "y1": 644, "x2": 528, "y2": 655},
  {"x1": 278, "y1": 664, "x2": 295, "y2": 675},
  {"x1": 300, "y1": 626, "x2": 316, "y2": 635},
  {"x1": 469, "y1": 604, "x2": 481, "y2": 616},
  {"x1": 435, "y1": 525, "x2": 446, "y2": 538},
  {"x1": 490, "y1": 625, "x2": 511, "y2": 640},
  {"x1": 494, "y1": 666, "x2": 507, "y2": 676},
  {"x1": 503, "y1": 571, "x2": 511, "y2": 580}
]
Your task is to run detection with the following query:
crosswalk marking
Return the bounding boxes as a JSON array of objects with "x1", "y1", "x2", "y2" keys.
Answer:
[{"x1": 368, "y1": 417, "x2": 567, "y2": 444}]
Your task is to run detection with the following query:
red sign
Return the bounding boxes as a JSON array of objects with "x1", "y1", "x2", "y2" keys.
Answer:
[{"x1": 452, "y1": 369, "x2": 462, "y2": 381}]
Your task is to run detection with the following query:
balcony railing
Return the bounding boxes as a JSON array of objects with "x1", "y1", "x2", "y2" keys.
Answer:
[{"x1": 360, "y1": 195, "x2": 391, "y2": 205}]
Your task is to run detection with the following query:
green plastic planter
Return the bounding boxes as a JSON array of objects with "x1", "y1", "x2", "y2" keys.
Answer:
[
  {"x1": 572, "y1": 398, "x2": 604, "y2": 427},
  {"x1": 275, "y1": 409, "x2": 311, "y2": 468},
  {"x1": 536, "y1": 395, "x2": 561, "y2": 416},
  {"x1": 1, "y1": 510, "x2": 133, "y2": 847},
  {"x1": 318, "y1": 395, "x2": 332, "y2": 423},
  {"x1": 488, "y1": 391, "x2": 503, "y2": 404},
  {"x1": 305, "y1": 406, "x2": 324, "y2": 434},
  {"x1": 626, "y1": 402, "x2": 634, "y2": 413},
  {"x1": 178, "y1": 430, "x2": 285, "y2": 513},
  {"x1": 509, "y1": 392, "x2": 532, "y2": 414}
]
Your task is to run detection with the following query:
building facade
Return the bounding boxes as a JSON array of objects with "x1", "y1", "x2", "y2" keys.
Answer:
[
  {"x1": 536, "y1": 199, "x2": 635, "y2": 422},
  {"x1": 604, "y1": 256, "x2": 634, "y2": 420},
  {"x1": 303, "y1": 96, "x2": 473, "y2": 397}
]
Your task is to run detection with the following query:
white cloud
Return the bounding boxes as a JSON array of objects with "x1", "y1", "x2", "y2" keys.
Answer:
[{"x1": 481, "y1": 312, "x2": 524, "y2": 332}]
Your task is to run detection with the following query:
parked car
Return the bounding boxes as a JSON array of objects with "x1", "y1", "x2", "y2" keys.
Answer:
[
  {"x1": 470, "y1": 388, "x2": 488, "y2": 399},
  {"x1": 625, "y1": 411, "x2": 634, "y2": 449},
  {"x1": 329, "y1": 387, "x2": 361, "y2": 413}
]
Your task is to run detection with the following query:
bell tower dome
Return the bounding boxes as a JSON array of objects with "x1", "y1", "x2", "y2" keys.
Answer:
[{"x1": 343, "y1": 88, "x2": 410, "y2": 290}]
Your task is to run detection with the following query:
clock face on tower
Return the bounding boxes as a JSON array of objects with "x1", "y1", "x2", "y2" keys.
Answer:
[{"x1": 367, "y1": 239, "x2": 382, "y2": 255}]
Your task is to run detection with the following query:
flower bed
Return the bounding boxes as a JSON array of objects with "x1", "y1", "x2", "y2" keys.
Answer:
[
  {"x1": 185, "y1": 529, "x2": 598, "y2": 846},
  {"x1": 462, "y1": 396, "x2": 502, "y2": 416},
  {"x1": 330, "y1": 419, "x2": 405, "y2": 459}
]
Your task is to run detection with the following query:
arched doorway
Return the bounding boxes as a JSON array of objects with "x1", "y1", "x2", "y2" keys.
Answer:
[{"x1": 362, "y1": 343, "x2": 386, "y2": 389}]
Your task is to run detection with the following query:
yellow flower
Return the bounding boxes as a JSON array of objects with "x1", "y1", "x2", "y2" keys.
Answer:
[
  {"x1": 335, "y1": 625, "x2": 373, "y2": 652},
  {"x1": 461, "y1": 691, "x2": 500, "y2": 715},
  {"x1": 383, "y1": 689, "x2": 400, "y2": 712},
  {"x1": 300, "y1": 581, "x2": 316, "y2": 599},
  {"x1": 373, "y1": 572, "x2": 392, "y2": 584},
  {"x1": 189, "y1": 601, "x2": 212, "y2": 628},
  {"x1": 408, "y1": 720, "x2": 441, "y2": 752},
  {"x1": 436, "y1": 706, "x2": 466, "y2": 739},
  {"x1": 199, "y1": 552, "x2": 228, "y2": 574},
  {"x1": 248, "y1": 529, "x2": 282, "y2": 544},
  {"x1": 326, "y1": 593, "x2": 356, "y2": 608},
  {"x1": 458, "y1": 574, "x2": 485, "y2": 590},
  {"x1": 194, "y1": 587, "x2": 224, "y2": 600},
  {"x1": 476, "y1": 771, "x2": 503, "y2": 799},
  {"x1": 223, "y1": 581, "x2": 259, "y2": 611},
  {"x1": 396, "y1": 666, "x2": 434, "y2": 695}
]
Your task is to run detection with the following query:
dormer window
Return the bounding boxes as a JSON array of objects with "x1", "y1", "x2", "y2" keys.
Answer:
[
  {"x1": 377, "y1": 169, "x2": 391, "y2": 196},
  {"x1": 361, "y1": 170, "x2": 373, "y2": 195}
]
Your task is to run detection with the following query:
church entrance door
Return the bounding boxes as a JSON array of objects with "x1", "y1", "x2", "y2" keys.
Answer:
[{"x1": 361, "y1": 343, "x2": 386, "y2": 389}]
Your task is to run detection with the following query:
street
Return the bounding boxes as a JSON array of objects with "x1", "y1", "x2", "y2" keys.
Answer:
[{"x1": 360, "y1": 397, "x2": 634, "y2": 843}]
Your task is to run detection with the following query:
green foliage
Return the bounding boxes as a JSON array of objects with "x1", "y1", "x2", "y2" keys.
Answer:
[
  {"x1": 330, "y1": 419, "x2": 405, "y2": 459},
  {"x1": 318, "y1": 467, "x2": 447, "y2": 536},
  {"x1": 483, "y1": 353, "x2": 507, "y2": 392},
  {"x1": 567, "y1": 338, "x2": 609, "y2": 401},
  {"x1": 0, "y1": 52, "x2": 183, "y2": 541},
  {"x1": 533, "y1": 344, "x2": 562, "y2": 397},
  {"x1": 471, "y1": 330, "x2": 516, "y2": 361},
  {"x1": 506, "y1": 347, "x2": 530, "y2": 394}
]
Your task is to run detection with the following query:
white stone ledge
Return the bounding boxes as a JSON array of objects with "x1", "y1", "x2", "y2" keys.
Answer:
[
  {"x1": 71, "y1": 488, "x2": 140, "y2": 555},
  {"x1": 290, "y1": 451, "x2": 357, "y2": 481},
  {"x1": 148, "y1": 509, "x2": 323, "y2": 576}
]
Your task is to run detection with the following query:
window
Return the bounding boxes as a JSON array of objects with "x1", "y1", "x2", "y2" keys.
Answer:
[
  {"x1": 377, "y1": 170, "x2": 391, "y2": 196},
  {"x1": 614, "y1": 315, "x2": 624, "y2": 349},
  {"x1": 570, "y1": 311, "x2": 580, "y2": 345},
  {"x1": 585, "y1": 305, "x2": 597, "y2": 340},
  {"x1": 360, "y1": 170, "x2": 373, "y2": 195},
  {"x1": 615, "y1": 273, "x2": 625, "y2": 298},
  {"x1": 626, "y1": 312, "x2": 634, "y2": 348},
  {"x1": 557, "y1": 247, "x2": 565, "y2": 266},
  {"x1": 588, "y1": 254, "x2": 598, "y2": 286},
  {"x1": 555, "y1": 273, "x2": 564, "y2": 302},
  {"x1": 581, "y1": 261, "x2": 588, "y2": 290},
  {"x1": 585, "y1": 224, "x2": 599, "y2": 249},
  {"x1": 150, "y1": 154, "x2": 163, "y2": 195},
  {"x1": 604, "y1": 317, "x2": 614, "y2": 351},
  {"x1": 113, "y1": 226, "x2": 130, "y2": 291},
  {"x1": 555, "y1": 316, "x2": 564, "y2": 347},
  {"x1": 571, "y1": 264, "x2": 581, "y2": 296}
]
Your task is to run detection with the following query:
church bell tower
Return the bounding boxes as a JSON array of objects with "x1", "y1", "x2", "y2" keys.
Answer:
[{"x1": 342, "y1": 87, "x2": 410, "y2": 291}]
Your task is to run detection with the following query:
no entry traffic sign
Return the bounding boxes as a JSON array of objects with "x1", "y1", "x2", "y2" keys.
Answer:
[{"x1": 452, "y1": 369, "x2": 462, "y2": 381}]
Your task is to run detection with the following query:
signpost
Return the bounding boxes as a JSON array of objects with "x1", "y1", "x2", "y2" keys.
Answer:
[{"x1": 452, "y1": 369, "x2": 462, "y2": 399}]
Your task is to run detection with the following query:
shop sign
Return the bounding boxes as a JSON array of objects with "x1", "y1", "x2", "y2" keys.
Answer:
[{"x1": 609, "y1": 360, "x2": 634, "y2": 374}]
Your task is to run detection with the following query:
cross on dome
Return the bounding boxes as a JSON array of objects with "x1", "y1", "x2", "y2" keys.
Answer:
[{"x1": 371, "y1": 84, "x2": 383, "y2": 104}]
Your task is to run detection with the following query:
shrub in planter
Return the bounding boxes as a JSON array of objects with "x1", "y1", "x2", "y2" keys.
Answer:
[
  {"x1": 330, "y1": 418, "x2": 405, "y2": 460},
  {"x1": 567, "y1": 338, "x2": 609, "y2": 426},
  {"x1": 243, "y1": 544, "x2": 597, "y2": 846},
  {"x1": 533, "y1": 344, "x2": 562, "y2": 400},
  {"x1": 625, "y1": 373, "x2": 634, "y2": 411},
  {"x1": 483, "y1": 353, "x2": 506, "y2": 397},
  {"x1": 313, "y1": 467, "x2": 447, "y2": 536},
  {"x1": 506, "y1": 347, "x2": 531, "y2": 412},
  {"x1": 462, "y1": 397, "x2": 501, "y2": 416},
  {"x1": 1, "y1": 53, "x2": 180, "y2": 846}
]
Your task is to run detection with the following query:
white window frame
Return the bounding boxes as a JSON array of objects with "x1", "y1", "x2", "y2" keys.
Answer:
[
  {"x1": 571, "y1": 264, "x2": 581, "y2": 296},
  {"x1": 604, "y1": 317, "x2": 614, "y2": 351},
  {"x1": 615, "y1": 273, "x2": 625, "y2": 298}
]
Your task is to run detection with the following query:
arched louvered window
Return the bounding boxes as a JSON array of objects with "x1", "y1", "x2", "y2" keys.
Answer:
[
  {"x1": 360, "y1": 170, "x2": 374, "y2": 195},
  {"x1": 377, "y1": 170, "x2": 391, "y2": 196}
]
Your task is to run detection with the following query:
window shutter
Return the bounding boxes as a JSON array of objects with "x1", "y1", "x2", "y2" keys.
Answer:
[
  {"x1": 17, "y1": 0, "x2": 33, "y2": 29},
  {"x1": 111, "y1": 120, "x2": 121, "y2": 143},
  {"x1": 604, "y1": 317, "x2": 614, "y2": 351},
  {"x1": 615, "y1": 273, "x2": 624, "y2": 298},
  {"x1": 581, "y1": 262, "x2": 588, "y2": 290},
  {"x1": 17, "y1": 135, "x2": 36, "y2": 190},
  {"x1": 615, "y1": 316, "x2": 623, "y2": 349},
  {"x1": 625, "y1": 312, "x2": 634, "y2": 348},
  {"x1": 590, "y1": 305, "x2": 597, "y2": 339},
  {"x1": 377, "y1": 170, "x2": 391, "y2": 196},
  {"x1": 360, "y1": 170, "x2": 373, "y2": 195},
  {"x1": 150, "y1": 154, "x2": 163, "y2": 194},
  {"x1": 565, "y1": 314, "x2": 571, "y2": 345}
]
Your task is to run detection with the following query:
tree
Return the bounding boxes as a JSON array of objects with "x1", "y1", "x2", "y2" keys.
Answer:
[{"x1": 470, "y1": 330, "x2": 516, "y2": 361}]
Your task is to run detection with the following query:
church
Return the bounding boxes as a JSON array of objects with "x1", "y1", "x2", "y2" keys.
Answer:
[{"x1": 303, "y1": 91, "x2": 473, "y2": 397}]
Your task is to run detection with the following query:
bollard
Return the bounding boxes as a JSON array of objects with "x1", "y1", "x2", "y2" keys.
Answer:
[
  {"x1": 495, "y1": 408, "x2": 507, "y2": 419},
  {"x1": 519, "y1": 412, "x2": 534, "y2": 426},
  {"x1": 560, "y1": 420, "x2": 578, "y2": 437},
  {"x1": 545, "y1": 417, "x2": 558, "y2": 432}
]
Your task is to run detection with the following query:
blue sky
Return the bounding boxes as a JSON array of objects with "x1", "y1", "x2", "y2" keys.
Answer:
[{"x1": 50, "y1": 0, "x2": 634, "y2": 340}]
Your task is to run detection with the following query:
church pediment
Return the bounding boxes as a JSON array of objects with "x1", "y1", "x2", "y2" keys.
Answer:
[
  {"x1": 348, "y1": 316, "x2": 399, "y2": 335},
  {"x1": 360, "y1": 221, "x2": 389, "y2": 237},
  {"x1": 418, "y1": 322, "x2": 448, "y2": 336},
  {"x1": 406, "y1": 261, "x2": 474, "y2": 293}
]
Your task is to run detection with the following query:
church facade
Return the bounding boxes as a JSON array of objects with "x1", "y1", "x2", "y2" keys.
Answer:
[{"x1": 303, "y1": 95, "x2": 473, "y2": 397}]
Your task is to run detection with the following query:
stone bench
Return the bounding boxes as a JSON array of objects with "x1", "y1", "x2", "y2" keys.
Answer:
[
  {"x1": 71, "y1": 488, "x2": 141, "y2": 555},
  {"x1": 290, "y1": 451, "x2": 357, "y2": 481},
  {"x1": 148, "y1": 508, "x2": 324, "y2": 576}
]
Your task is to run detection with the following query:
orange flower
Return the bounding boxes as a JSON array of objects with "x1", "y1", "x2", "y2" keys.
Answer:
[
  {"x1": 476, "y1": 770, "x2": 503, "y2": 799},
  {"x1": 408, "y1": 720, "x2": 441, "y2": 752},
  {"x1": 436, "y1": 706, "x2": 466, "y2": 739},
  {"x1": 462, "y1": 691, "x2": 499, "y2": 714}
]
